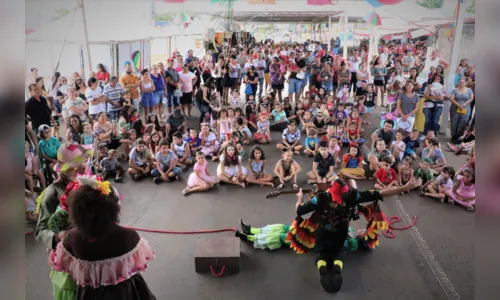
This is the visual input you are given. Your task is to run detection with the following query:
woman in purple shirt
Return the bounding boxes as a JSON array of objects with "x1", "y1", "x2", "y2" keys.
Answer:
[{"x1": 150, "y1": 64, "x2": 166, "y2": 119}]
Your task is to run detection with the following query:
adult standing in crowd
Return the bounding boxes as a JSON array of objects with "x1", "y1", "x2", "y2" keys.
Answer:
[
  {"x1": 396, "y1": 81, "x2": 419, "y2": 134},
  {"x1": 270, "y1": 56, "x2": 285, "y2": 103},
  {"x1": 103, "y1": 76, "x2": 123, "y2": 121},
  {"x1": 348, "y1": 49, "x2": 360, "y2": 94},
  {"x1": 237, "y1": 50, "x2": 248, "y2": 86},
  {"x1": 150, "y1": 64, "x2": 166, "y2": 120},
  {"x1": 96, "y1": 63, "x2": 110, "y2": 87},
  {"x1": 319, "y1": 62, "x2": 334, "y2": 96},
  {"x1": 254, "y1": 54, "x2": 267, "y2": 99},
  {"x1": 263, "y1": 49, "x2": 272, "y2": 93},
  {"x1": 449, "y1": 77, "x2": 474, "y2": 143},
  {"x1": 310, "y1": 55, "x2": 322, "y2": 90},
  {"x1": 179, "y1": 64, "x2": 198, "y2": 118},
  {"x1": 422, "y1": 75, "x2": 446, "y2": 137},
  {"x1": 85, "y1": 77, "x2": 107, "y2": 121},
  {"x1": 140, "y1": 69, "x2": 156, "y2": 120},
  {"x1": 119, "y1": 63, "x2": 141, "y2": 110},
  {"x1": 371, "y1": 56, "x2": 387, "y2": 107},
  {"x1": 287, "y1": 51, "x2": 306, "y2": 104},
  {"x1": 301, "y1": 50, "x2": 314, "y2": 97},
  {"x1": 25, "y1": 83, "x2": 53, "y2": 135},
  {"x1": 164, "y1": 58, "x2": 181, "y2": 115},
  {"x1": 196, "y1": 77, "x2": 215, "y2": 124}
]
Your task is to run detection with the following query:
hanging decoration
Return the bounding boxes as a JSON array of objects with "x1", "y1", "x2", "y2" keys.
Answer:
[
  {"x1": 131, "y1": 51, "x2": 141, "y2": 72},
  {"x1": 173, "y1": 12, "x2": 190, "y2": 27},
  {"x1": 445, "y1": 0, "x2": 461, "y2": 42},
  {"x1": 248, "y1": 0, "x2": 276, "y2": 3},
  {"x1": 363, "y1": 12, "x2": 382, "y2": 26},
  {"x1": 307, "y1": 0, "x2": 334, "y2": 5},
  {"x1": 365, "y1": 0, "x2": 402, "y2": 7}
]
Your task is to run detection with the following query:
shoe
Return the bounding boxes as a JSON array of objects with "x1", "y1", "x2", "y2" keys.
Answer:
[
  {"x1": 114, "y1": 177, "x2": 124, "y2": 183},
  {"x1": 419, "y1": 135, "x2": 426, "y2": 141},
  {"x1": 153, "y1": 177, "x2": 163, "y2": 184},
  {"x1": 240, "y1": 218, "x2": 251, "y2": 234},
  {"x1": 234, "y1": 230, "x2": 249, "y2": 241}
]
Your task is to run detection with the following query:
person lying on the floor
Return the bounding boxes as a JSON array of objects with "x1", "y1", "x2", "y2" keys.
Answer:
[{"x1": 235, "y1": 218, "x2": 370, "y2": 253}]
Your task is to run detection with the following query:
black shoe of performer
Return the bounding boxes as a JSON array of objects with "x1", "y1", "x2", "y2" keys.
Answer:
[
  {"x1": 240, "y1": 218, "x2": 251, "y2": 234},
  {"x1": 319, "y1": 265, "x2": 343, "y2": 294},
  {"x1": 234, "y1": 230, "x2": 249, "y2": 241}
]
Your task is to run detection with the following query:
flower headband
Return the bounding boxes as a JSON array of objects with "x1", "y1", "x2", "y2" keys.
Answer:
[{"x1": 59, "y1": 175, "x2": 113, "y2": 211}]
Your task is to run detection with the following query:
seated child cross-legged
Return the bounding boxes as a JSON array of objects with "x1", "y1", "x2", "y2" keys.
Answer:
[
  {"x1": 151, "y1": 138, "x2": 183, "y2": 184},
  {"x1": 403, "y1": 129, "x2": 420, "y2": 159},
  {"x1": 304, "y1": 128, "x2": 319, "y2": 157},
  {"x1": 128, "y1": 138, "x2": 155, "y2": 181},
  {"x1": 276, "y1": 121, "x2": 303, "y2": 154},
  {"x1": 171, "y1": 131, "x2": 193, "y2": 169},
  {"x1": 216, "y1": 142, "x2": 247, "y2": 188},
  {"x1": 374, "y1": 156, "x2": 397, "y2": 190},
  {"x1": 414, "y1": 158, "x2": 435, "y2": 191},
  {"x1": 327, "y1": 136, "x2": 341, "y2": 167},
  {"x1": 274, "y1": 149, "x2": 302, "y2": 190},
  {"x1": 421, "y1": 137, "x2": 447, "y2": 175},
  {"x1": 444, "y1": 167, "x2": 475, "y2": 212},
  {"x1": 183, "y1": 151, "x2": 217, "y2": 195},
  {"x1": 246, "y1": 145, "x2": 274, "y2": 187},
  {"x1": 254, "y1": 113, "x2": 272, "y2": 144},
  {"x1": 339, "y1": 144, "x2": 366, "y2": 180},
  {"x1": 422, "y1": 166, "x2": 455, "y2": 203},
  {"x1": 185, "y1": 128, "x2": 202, "y2": 156},
  {"x1": 397, "y1": 157, "x2": 414, "y2": 194},
  {"x1": 307, "y1": 141, "x2": 337, "y2": 184},
  {"x1": 100, "y1": 149, "x2": 124, "y2": 183},
  {"x1": 343, "y1": 123, "x2": 364, "y2": 146}
]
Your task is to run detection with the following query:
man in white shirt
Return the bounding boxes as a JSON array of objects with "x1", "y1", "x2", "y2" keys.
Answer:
[
  {"x1": 379, "y1": 47, "x2": 389, "y2": 66},
  {"x1": 103, "y1": 76, "x2": 123, "y2": 121},
  {"x1": 253, "y1": 55, "x2": 267, "y2": 98},
  {"x1": 403, "y1": 49, "x2": 415, "y2": 72},
  {"x1": 85, "y1": 77, "x2": 107, "y2": 119}
]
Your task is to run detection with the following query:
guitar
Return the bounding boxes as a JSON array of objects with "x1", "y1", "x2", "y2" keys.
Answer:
[{"x1": 266, "y1": 183, "x2": 330, "y2": 199}]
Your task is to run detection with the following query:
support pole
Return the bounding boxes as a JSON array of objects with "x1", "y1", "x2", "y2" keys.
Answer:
[
  {"x1": 343, "y1": 15, "x2": 348, "y2": 59},
  {"x1": 328, "y1": 16, "x2": 332, "y2": 48},
  {"x1": 79, "y1": 0, "x2": 93, "y2": 73},
  {"x1": 441, "y1": 0, "x2": 466, "y2": 134}
]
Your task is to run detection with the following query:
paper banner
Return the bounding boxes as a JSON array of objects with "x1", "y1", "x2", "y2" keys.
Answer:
[{"x1": 248, "y1": 0, "x2": 276, "y2": 3}]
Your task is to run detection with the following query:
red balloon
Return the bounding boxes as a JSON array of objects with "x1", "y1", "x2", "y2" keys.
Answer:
[{"x1": 378, "y1": 0, "x2": 403, "y2": 5}]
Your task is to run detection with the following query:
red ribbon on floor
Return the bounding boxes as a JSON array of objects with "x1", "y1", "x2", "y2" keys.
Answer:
[{"x1": 383, "y1": 215, "x2": 417, "y2": 238}]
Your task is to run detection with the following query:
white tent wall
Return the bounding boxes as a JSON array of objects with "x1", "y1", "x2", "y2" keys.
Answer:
[{"x1": 26, "y1": 41, "x2": 112, "y2": 80}]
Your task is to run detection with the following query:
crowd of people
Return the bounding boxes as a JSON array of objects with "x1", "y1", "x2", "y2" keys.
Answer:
[{"x1": 25, "y1": 36, "x2": 476, "y2": 298}]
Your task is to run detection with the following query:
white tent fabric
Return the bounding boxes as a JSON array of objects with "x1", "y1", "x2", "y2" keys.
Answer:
[{"x1": 26, "y1": 5, "x2": 166, "y2": 44}]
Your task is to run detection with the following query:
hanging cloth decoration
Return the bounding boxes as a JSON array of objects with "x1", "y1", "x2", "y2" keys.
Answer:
[
  {"x1": 131, "y1": 51, "x2": 142, "y2": 72},
  {"x1": 307, "y1": 0, "x2": 334, "y2": 5},
  {"x1": 363, "y1": 12, "x2": 382, "y2": 26},
  {"x1": 173, "y1": 12, "x2": 188, "y2": 25}
]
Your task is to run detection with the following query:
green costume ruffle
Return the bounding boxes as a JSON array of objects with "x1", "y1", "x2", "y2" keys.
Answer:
[{"x1": 50, "y1": 270, "x2": 77, "y2": 300}]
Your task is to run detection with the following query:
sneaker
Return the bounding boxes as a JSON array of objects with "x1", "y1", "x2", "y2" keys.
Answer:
[
  {"x1": 153, "y1": 177, "x2": 163, "y2": 184},
  {"x1": 419, "y1": 135, "x2": 426, "y2": 141}
]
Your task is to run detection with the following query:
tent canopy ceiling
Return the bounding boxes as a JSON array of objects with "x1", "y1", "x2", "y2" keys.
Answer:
[{"x1": 26, "y1": 4, "x2": 166, "y2": 44}]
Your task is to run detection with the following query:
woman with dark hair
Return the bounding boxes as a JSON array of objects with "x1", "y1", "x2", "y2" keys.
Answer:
[
  {"x1": 65, "y1": 114, "x2": 83, "y2": 144},
  {"x1": 95, "y1": 63, "x2": 110, "y2": 86},
  {"x1": 48, "y1": 176, "x2": 157, "y2": 299},
  {"x1": 244, "y1": 66, "x2": 259, "y2": 101},
  {"x1": 195, "y1": 77, "x2": 215, "y2": 124},
  {"x1": 371, "y1": 56, "x2": 387, "y2": 106},
  {"x1": 423, "y1": 75, "x2": 446, "y2": 136},
  {"x1": 449, "y1": 77, "x2": 474, "y2": 143},
  {"x1": 50, "y1": 71, "x2": 61, "y2": 98},
  {"x1": 93, "y1": 111, "x2": 121, "y2": 150},
  {"x1": 140, "y1": 69, "x2": 156, "y2": 120},
  {"x1": 35, "y1": 76, "x2": 48, "y2": 97}
]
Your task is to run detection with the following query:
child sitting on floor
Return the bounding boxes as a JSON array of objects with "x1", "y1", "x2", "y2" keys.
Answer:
[
  {"x1": 274, "y1": 149, "x2": 301, "y2": 190},
  {"x1": 390, "y1": 129, "x2": 406, "y2": 162},
  {"x1": 445, "y1": 167, "x2": 475, "y2": 212},
  {"x1": 183, "y1": 151, "x2": 217, "y2": 195},
  {"x1": 343, "y1": 123, "x2": 364, "y2": 146},
  {"x1": 403, "y1": 129, "x2": 420, "y2": 159},
  {"x1": 148, "y1": 131, "x2": 161, "y2": 155},
  {"x1": 307, "y1": 141, "x2": 337, "y2": 184},
  {"x1": 332, "y1": 103, "x2": 349, "y2": 126},
  {"x1": 421, "y1": 137, "x2": 447, "y2": 175},
  {"x1": 254, "y1": 113, "x2": 272, "y2": 144},
  {"x1": 185, "y1": 128, "x2": 202, "y2": 156},
  {"x1": 128, "y1": 138, "x2": 155, "y2": 181},
  {"x1": 328, "y1": 136, "x2": 341, "y2": 167},
  {"x1": 277, "y1": 121, "x2": 303, "y2": 154},
  {"x1": 216, "y1": 142, "x2": 247, "y2": 188},
  {"x1": 368, "y1": 138, "x2": 394, "y2": 173},
  {"x1": 336, "y1": 81, "x2": 350, "y2": 104},
  {"x1": 374, "y1": 156, "x2": 397, "y2": 190},
  {"x1": 199, "y1": 122, "x2": 220, "y2": 158},
  {"x1": 171, "y1": 131, "x2": 193, "y2": 167},
  {"x1": 304, "y1": 128, "x2": 319, "y2": 157},
  {"x1": 421, "y1": 165, "x2": 455, "y2": 203},
  {"x1": 414, "y1": 158, "x2": 434, "y2": 191},
  {"x1": 100, "y1": 149, "x2": 124, "y2": 183},
  {"x1": 339, "y1": 144, "x2": 365, "y2": 180},
  {"x1": 152, "y1": 138, "x2": 182, "y2": 184},
  {"x1": 270, "y1": 103, "x2": 288, "y2": 131},
  {"x1": 246, "y1": 145, "x2": 274, "y2": 187},
  {"x1": 398, "y1": 157, "x2": 414, "y2": 194},
  {"x1": 300, "y1": 110, "x2": 316, "y2": 134}
]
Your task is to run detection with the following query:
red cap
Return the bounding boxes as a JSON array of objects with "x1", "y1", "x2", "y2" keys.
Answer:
[
  {"x1": 328, "y1": 179, "x2": 349, "y2": 204},
  {"x1": 167, "y1": 58, "x2": 173, "y2": 63}
]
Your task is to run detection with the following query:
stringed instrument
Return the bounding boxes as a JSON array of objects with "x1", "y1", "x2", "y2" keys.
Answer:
[{"x1": 266, "y1": 183, "x2": 330, "y2": 199}]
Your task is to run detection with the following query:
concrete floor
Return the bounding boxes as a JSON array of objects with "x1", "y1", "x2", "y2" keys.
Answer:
[{"x1": 25, "y1": 101, "x2": 474, "y2": 299}]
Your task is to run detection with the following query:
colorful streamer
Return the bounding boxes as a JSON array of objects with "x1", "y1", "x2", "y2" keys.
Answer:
[
  {"x1": 307, "y1": 0, "x2": 333, "y2": 5},
  {"x1": 363, "y1": 12, "x2": 382, "y2": 26},
  {"x1": 131, "y1": 51, "x2": 141, "y2": 71},
  {"x1": 365, "y1": 0, "x2": 402, "y2": 7}
]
